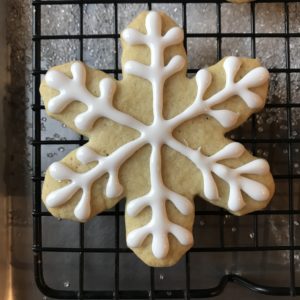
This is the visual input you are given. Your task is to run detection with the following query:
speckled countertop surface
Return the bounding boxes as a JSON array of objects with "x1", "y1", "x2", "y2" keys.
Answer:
[{"x1": 1, "y1": 1, "x2": 300, "y2": 300}]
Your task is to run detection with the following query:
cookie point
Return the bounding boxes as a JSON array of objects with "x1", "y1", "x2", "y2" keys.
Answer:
[
  {"x1": 152, "y1": 240, "x2": 169, "y2": 259},
  {"x1": 166, "y1": 55, "x2": 185, "y2": 74},
  {"x1": 74, "y1": 201, "x2": 90, "y2": 222},
  {"x1": 45, "y1": 69, "x2": 64, "y2": 89},
  {"x1": 126, "y1": 231, "x2": 142, "y2": 248},
  {"x1": 147, "y1": 10, "x2": 159, "y2": 19},
  {"x1": 225, "y1": 56, "x2": 240, "y2": 65},
  {"x1": 251, "y1": 66, "x2": 270, "y2": 85},
  {"x1": 254, "y1": 159, "x2": 271, "y2": 175},
  {"x1": 174, "y1": 55, "x2": 185, "y2": 67},
  {"x1": 106, "y1": 177, "x2": 123, "y2": 198},
  {"x1": 258, "y1": 186, "x2": 270, "y2": 201},
  {"x1": 145, "y1": 11, "x2": 161, "y2": 34},
  {"x1": 76, "y1": 146, "x2": 98, "y2": 164},
  {"x1": 121, "y1": 28, "x2": 131, "y2": 42},
  {"x1": 49, "y1": 162, "x2": 66, "y2": 180},
  {"x1": 71, "y1": 60, "x2": 83, "y2": 70},
  {"x1": 100, "y1": 77, "x2": 116, "y2": 95},
  {"x1": 196, "y1": 68, "x2": 211, "y2": 82},
  {"x1": 228, "y1": 199, "x2": 245, "y2": 212},
  {"x1": 223, "y1": 56, "x2": 242, "y2": 74},
  {"x1": 74, "y1": 113, "x2": 89, "y2": 131},
  {"x1": 164, "y1": 26, "x2": 184, "y2": 44},
  {"x1": 227, "y1": 142, "x2": 245, "y2": 157},
  {"x1": 45, "y1": 192, "x2": 57, "y2": 208},
  {"x1": 44, "y1": 70, "x2": 54, "y2": 85}
]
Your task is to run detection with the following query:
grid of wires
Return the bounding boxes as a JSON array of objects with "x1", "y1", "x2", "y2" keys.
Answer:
[{"x1": 32, "y1": 0, "x2": 300, "y2": 299}]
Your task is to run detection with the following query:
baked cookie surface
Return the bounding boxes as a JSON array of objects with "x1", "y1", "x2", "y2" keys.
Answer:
[{"x1": 40, "y1": 11, "x2": 274, "y2": 267}]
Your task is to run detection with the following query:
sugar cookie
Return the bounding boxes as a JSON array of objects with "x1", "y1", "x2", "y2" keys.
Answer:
[{"x1": 40, "y1": 11, "x2": 274, "y2": 267}]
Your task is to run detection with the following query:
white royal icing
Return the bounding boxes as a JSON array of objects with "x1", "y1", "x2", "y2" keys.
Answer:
[{"x1": 44, "y1": 11, "x2": 271, "y2": 259}]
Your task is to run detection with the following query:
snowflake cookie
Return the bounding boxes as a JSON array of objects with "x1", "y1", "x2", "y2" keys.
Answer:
[{"x1": 40, "y1": 11, "x2": 274, "y2": 267}]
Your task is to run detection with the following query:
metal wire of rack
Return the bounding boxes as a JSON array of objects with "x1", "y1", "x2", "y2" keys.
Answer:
[{"x1": 32, "y1": 0, "x2": 300, "y2": 299}]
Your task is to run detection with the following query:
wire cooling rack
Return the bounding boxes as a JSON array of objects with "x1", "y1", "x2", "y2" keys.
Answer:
[{"x1": 32, "y1": 0, "x2": 300, "y2": 299}]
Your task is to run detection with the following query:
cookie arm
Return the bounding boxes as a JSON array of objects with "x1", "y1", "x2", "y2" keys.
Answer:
[
  {"x1": 166, "y1": 137, "x2": 271, "y2": 213},
  {"x1": 44, "y1": 136, "x2": 146, "y2": 222},
  {"x1": 40, "y1": 61, "x2": 146, "y2": 135},
  {"x1": 168, "y1": 57, "x2": 269, "y2": 131}
]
